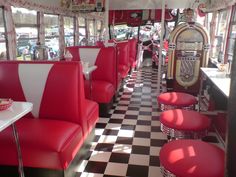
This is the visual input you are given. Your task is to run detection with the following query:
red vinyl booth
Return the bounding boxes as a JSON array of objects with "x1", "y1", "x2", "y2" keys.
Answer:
[
  {"x1": 116, "y1": 41, "x2": 130, "y2": 79},
  {"x1": 128, "y1": 38, "x2": 138, "y2": 69},
  {"x1": 68, "y1": 46, "x2": 119, "y2": 116},
  {"x1": 0, "y1": 61, "x2": 98, "y2": 172},
  {"x1": 65, "y1": 46, "x2": 80, "y2": 61}
]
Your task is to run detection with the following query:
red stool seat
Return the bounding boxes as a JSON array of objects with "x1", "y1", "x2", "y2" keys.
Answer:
[
  {"x1": 157, "y1": 92, "x2": 198, "y2": 111},
  {"x1": 160, "y1": 140, "x2": 224, "y2": 177},
  {"x1": 160, "y1": 109, "x2": 211, "y2": 139}
]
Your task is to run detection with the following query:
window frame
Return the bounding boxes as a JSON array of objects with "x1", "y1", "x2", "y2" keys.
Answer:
[
  {"x1": 225, "y1": 5, "x2": 236, "y2": 63},
  {"x1": 64, "y1": 16, "x2": 75, "y2": 47},
  {"x1": 12, "y1": 6, "x2": 39, "y2": 60},
  {"x1": 0, "y1": 6, "x2": 8, "y2": 59}
]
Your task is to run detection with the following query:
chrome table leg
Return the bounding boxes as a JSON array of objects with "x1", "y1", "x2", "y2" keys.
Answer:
[{"x1": 12, "y1": 123, "x2": 25, "y2": 177}]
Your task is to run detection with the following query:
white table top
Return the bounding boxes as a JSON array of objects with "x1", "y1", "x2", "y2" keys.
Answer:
[
  {"x1": 0, "y1": 101, "x2": 33, "y2": 132},
  {"x1": 201, "y1": 67, "x2": 231, "y2": 98}
]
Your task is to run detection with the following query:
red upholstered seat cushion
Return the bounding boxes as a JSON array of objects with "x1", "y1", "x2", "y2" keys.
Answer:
[
  {"x1": 0, "y1": 118, "x2": 84, "y2": 170},
  {"x1": 160, "y1": 140, "x2": 224, "y2": 177},
  {"x1": 160, "y1": 109, "x2": 211, "y2": 131},
  {"x1": 157, "y1": 92, "x2": 197, "y2": 106}
]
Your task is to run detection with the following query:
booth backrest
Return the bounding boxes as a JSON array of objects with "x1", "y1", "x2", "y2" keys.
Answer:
[
  {"x1": 0, "y1": 61, "x2": 87, "y2": 131},
  {"x1": 65, "y1": 46, "x2": 80, "y2": 61},
  {"x1": 68, "y1": 46, "x2": 118, "y2": 90},
  {"x1": 96, "y1": 41, "x2": 105, "y2": 47},
  {"x1": 128, "y1": 38, "x2": 137, "y2": 67},
  {"x1": 116, "y1": 41, "x2": 130, "y2": 67}
]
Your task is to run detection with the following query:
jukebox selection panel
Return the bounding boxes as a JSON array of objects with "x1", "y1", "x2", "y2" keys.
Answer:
[
  {"x1": 176, "y1": 42, "x2": 202, "y2": 61},
  {"x1": 176, "y1": 29, "x2": 203, "y2": 61}
]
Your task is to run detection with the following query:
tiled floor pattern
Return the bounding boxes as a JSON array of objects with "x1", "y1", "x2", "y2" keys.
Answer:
[{"x1": 75, "y1": 65, "x2": 222, "y2": 177}]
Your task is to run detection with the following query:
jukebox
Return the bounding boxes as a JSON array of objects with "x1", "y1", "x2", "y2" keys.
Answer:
[{"x1": 167, "y1": 14, "x2": 210, "y2": 94}]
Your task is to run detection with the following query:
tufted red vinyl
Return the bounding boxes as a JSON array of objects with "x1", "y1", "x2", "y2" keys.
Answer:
[
  {"x1": 157, "y1": 92, "x2": 197, "y2": 106},
  {"x1": 160, "y1": 109, "x2": 211, "y2": 131},
  {"x1": 160, "y1": 140, "x2": 224, "y2": 177}
]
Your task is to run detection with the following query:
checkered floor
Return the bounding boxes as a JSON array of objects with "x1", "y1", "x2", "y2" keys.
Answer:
[{"x1": 75, "y1": 64, "x2": 222, "y2": 177}]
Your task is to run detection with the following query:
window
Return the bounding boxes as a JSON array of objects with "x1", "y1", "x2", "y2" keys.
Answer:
[
  {"x1": 64, "y1": 16, "x2": 74, "y2": 47},
  {"x1": 212, "y1": 10, "x2": 229, "y2": 62},
  {"x1": 0, "y1": 7, "x2": 7, "y2": 60},
  {"x1": 114, "y1": 25, "x2": 129, "y2": 41},
  {"x1": 226, "y1": 6, "x2": 236, "y2": 62},
  {"x1": 205, "y1": 13, "x2": 213, "y2": 32},
  {"x1": 44, "y1": 14, "x2": 59, "y2": 59},
  {"x1": 87, "y1": 19, "x2": 95, "y2": 45},
  {"x1": 78, "y1": 17, "x2": 86, "y2": 45},
  {"x1": 96, "y1": 20, "x2": 102, "y2": 40},
  {"x1": 12, "y1": 7, "x2": 38, "y2": 60}
]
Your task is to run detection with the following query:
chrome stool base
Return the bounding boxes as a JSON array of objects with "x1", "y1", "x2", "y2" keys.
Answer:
[
  {"x1": 160, "y1": 165, "x2": 176, "y2": 177},
  {"x1": 159, "y1": 104, "x2": 195, "y2": 112},
  {"x1": 161, "y1": 123, "x2": 209, "y2": 139}
]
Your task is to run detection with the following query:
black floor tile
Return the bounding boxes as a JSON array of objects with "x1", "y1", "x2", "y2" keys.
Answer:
[
  {"x1": 121, "y1": 124, "x2": 136, "y2": 130},
  {"x1": 108, "y1": 119, "x2": 123, "y2": 124},
  {"x1": 103, "y1": 129, "x2": 119, "y2": 136},
  {"x1": 139, "y1": 111, "x2": 152, "y2": 116},
  {"x1": 131, "y1": 145, "x2": 150, "y2": 155},
  {"x1": 95, "y1": 123, "x2": 107, "y2": 129},
  {"x1": 109, "y1": 153, "x2": 130, "y2": 163},
  {"x1": 95, "y1": 143, "x2": 114, "y2": 152},
  {"x1": 150, "y1": 139, "x2": 167, "y2": 147},
  {"x1": 134, "y1": 131, "x2": 151, "y2": 138},
  {"x1": 124, "y1": 115, "x2": 138, "y2": 120},
  {"x1": 84, "y1": 161, "x2": 107, "y2": 173},
  {"x1": 137, "y1": 120, "x2": 151, "y2": 126},
  {"x1": 113, "y1": 110, "x2": 127, "y2": 114},
  {"x1": 116, "y1": 137, "x2": 133, "y2": 145},
  {"x1": 149, "y1": 156, "x2": 160, "y2": 166},
  {"x1": 151, "y1": 126, "x2": 161, "y2": 132},
  {"x1": 126, "y1": 164, "x2": 149, "y2": 177}
]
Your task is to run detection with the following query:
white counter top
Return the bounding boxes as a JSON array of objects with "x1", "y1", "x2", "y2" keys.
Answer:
[
  {"x1": 0, "y1": 101, "x2": 33, "y2": 132},
  {"x1": 201, "y1": 68, "x2": 231, "y2": 98}
]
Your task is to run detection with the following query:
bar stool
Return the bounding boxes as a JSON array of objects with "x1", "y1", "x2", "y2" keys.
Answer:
[
  {"x1": 160, "y1": 109, "x2": 211, "y2": 139},
  {"x1": 159, "y1": 139, "x2": 224, "y2": 177},
  {"x1": 157, "y1": 92, "x2": 198, "y2": 111}
]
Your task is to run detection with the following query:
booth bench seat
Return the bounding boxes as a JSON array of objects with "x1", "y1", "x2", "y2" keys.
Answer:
[
  {"x1": 0, "y1": 118, "x2": 84, "y2": 170},
  {"x1": 0, "y1": 61, "x2": 98, "y2": 175}
]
